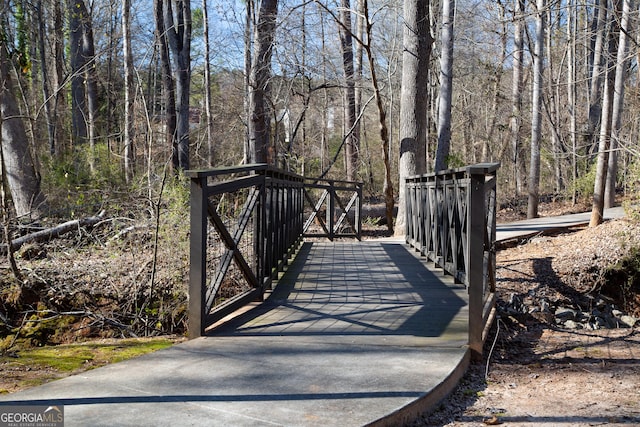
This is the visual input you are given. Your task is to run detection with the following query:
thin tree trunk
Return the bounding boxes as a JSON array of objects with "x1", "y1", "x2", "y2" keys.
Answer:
[
  {"x1": 123, "y1": 0, "x2": 135, "y2": 182},
  {"x1": 510, "y1": 0, "x2": 525, "y2": 196},
  {"x1": 36, "y1": 0, "x2": 55, "y2": 155},
  {"x1": 528, "y1": 0, "x2": 545, "y2": 219},
  {"x1": 605, "y1": 0, "x2": 631, "y2": 208},
  {"x1": 243, "y1": 0, "x2": 252, "y2": 164},
  {"x1": 154, "y1": 0, "x2": 177, "y2": 170},
  {"x1": 590, "y1": 0, "x2": 619, "y2": 226},
  {"x1": 568, "y1": 0, "x2": 578, "y2": 203},
  {"x1": 339, "y1": 0, "x2": 358, "y2": 181},
  {"x1": 434, "y1": 0, "x2": 455, "y2": 171},
  {"x1": 361, "y1": 0, "x2": 394, "y2": 231},
  {"x1": 202, "y1": 0, "x2": 215, "y2": 167},
  {"x1": 586, "y1": 0, "x2": 608, "y2": 157}
]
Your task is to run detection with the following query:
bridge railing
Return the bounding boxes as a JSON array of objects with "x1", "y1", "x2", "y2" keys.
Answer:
[
  {"x1": 405, "y1": 163, "x2": 499, "y2": 357},
  {"x1": 302, "y1": 178, "x2": 362, "y2": 240},
  {"x1": 187, "y1": 164, "x2": 361, "y2": 337}
]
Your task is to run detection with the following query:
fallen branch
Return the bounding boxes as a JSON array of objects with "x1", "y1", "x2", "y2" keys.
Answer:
[{"x1": 0, "y1": 210, "x2": 106, "y2": 255}]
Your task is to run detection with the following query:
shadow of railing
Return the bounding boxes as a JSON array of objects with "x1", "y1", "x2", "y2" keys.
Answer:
[{"x1": 208, "y1": 241, "x2": 467, "y2": 340}]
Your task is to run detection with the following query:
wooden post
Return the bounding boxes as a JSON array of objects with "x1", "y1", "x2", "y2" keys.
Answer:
[{"x1": 188, "y1": 175, "x2": 208, "y2": 339}]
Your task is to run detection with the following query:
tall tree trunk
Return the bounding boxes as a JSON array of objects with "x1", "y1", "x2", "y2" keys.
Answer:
[
  {"x1": 154, "y1": 0, "x2": 177, "y2": 169},
  {"x1": 163, "y1": 0, "x2": 191, "y2": 170},
  {"x1": 396, "y1": 0, "x2": 433, "y2": 236},
  {"x1": 52, "y1": 0, "x2": 67, "y2": 153},
  {"x1": 605, "y1": 0, "x2": 631, "y2": 208},
  {"x1": 484, "y1": 0, "x2": 508, "y2": 162},
  {"x1": 69, "y1": 0, "x2": 87, "y2": 147},
  {"x1": 36, "y1": 0, "x2": 55, "y2": 155},
  {"x1": 590, "y1": 0, "x2": 619, "y2": 226},
  {"x1": 354, "y1": 0, "x2": 364, "y2": 180},
  {"x1": 510, "y1": 0, "x2": 525, "y2": 196},
  {"x1": 568, "y1": 0, "x2": 578, "y2": 203},
  {"x1": 248, "y1": 0, "x2": 277, "y2": 164},
  {"x1": 434, "y1": 0, "x2": 455, "y2": 171},
  {"x1": 202, "y1": 0, "x2": 215, "y2": 167},
  {"x1": 361, "y1": 0, "x2": 394, "y2": 231},
  {"x1": 68, "y1": 0, "x2": 98, "y2": 173},
  {"x1": 243, "y1": 0, "x2": 252, "y2": 164},
  {"x1": 1, "y1": 29, "x2": 47, "y2": 219},
  {"x1": 123, "y1": 0, "x2": 135, "y2": 182},
  {"x1": 339, "y1": 0, "x2": 358, "y2": 181},
  {"x1": 527, "y1": 0, "x2": 545, "y2": 219},
  {"x1": 586, "y1": 0, "x2": 608, "y2": 158}
]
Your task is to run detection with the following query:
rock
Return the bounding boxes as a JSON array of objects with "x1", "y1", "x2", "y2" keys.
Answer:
[
  {"x1": 555, "y1": 307, "x2": 577, "y2": 320},
  {"x1": 564, "y1": 320, "x2": 580, "y2": 329},
  {"x1": 619, "y1": 315, "x2": 637, "y2": 328},
  {"x1": 540, "y1": 299, "x2": 550, "y2": 312},
  {"x1": 612, "y1": 309, "x2": 624, "y2": 317}
]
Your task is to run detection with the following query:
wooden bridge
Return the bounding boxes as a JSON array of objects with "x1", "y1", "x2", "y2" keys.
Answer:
[{"x1": 187, "y1": 163, "x2": 498, "y2": 358}]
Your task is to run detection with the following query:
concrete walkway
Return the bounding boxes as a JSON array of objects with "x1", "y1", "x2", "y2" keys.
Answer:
[
  {"x1": 0, "y1": 240, "x2": 470, "y2": 427},
  {"x1": 496, "y1": 206, "x2": 626, "y2": 243}
]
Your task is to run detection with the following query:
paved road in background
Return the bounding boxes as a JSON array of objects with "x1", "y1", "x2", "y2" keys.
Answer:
[{"x1": 496, "y1": 206, "x2": 626, "y2": 243}]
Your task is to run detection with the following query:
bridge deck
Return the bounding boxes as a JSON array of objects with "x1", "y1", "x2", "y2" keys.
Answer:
[{"x1": 0, "y1": 239, "x2": 471, "y2": 427}]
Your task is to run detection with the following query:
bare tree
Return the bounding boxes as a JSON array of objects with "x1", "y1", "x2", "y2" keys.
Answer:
[
  {"x1": 163, "y1": 0, "x2": 192, "y2": 170},
  {"x1": 605, "y1": 0, "x2": 631, "y2": 208},
  {"x1": 567, "y1": 0, "x2": 578, "y2": 203},
  {"x1": 586, "y1": 0, "x2": 608, "y2": 156},
  {"x1": 434, "y1": 0, "x2": 455, "y2": 171},
  {"x1": 527, "y1": 0, "x2": 545, "y2": 219},
  {"x1": 1, "y1": 25, "x2": 47, "y2": 219},
  {"x1": 396, "y1": 0, "x2": 433, "y2": 235},
  {"x1": 122, "y1": 0, "x2": 135, "y2": 182},
  {"x1": 591, "y1": 0, "x2": 624, "y2": 225},
  {"x1": 339, "y1": 0, "x2": 358, "y2": 181},
  {"x1": 248, "y1": 0, "x2": 278, "y2": 164},
  {"x1": 154, "y1": 0, "x2": 177, "y2": 170},
  {"x1": 202, "y1": 0, "x2": 215, "y2": 166},
  {"x1": 68, "y1": 0, "x2": 99, "y2": 173}
]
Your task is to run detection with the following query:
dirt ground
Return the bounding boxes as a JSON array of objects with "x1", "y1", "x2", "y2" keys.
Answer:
[{"x1": 414, "y1": 216, "x2": 640, "y2": 427}]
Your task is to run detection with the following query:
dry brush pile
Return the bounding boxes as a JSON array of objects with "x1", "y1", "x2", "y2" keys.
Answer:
[{"x1": 0, "y1": 182, "x2": 192, "y2": 351}]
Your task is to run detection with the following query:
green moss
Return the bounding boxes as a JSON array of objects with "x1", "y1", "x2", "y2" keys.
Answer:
[{"x1": 1, "y1": 337, "x2": 176, "y2": 374}]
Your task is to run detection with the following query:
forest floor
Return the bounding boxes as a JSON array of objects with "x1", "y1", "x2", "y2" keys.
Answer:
[
  {"x1": 413, "y1": 200, "x2": 640, "y2": 427},
  {"x1": 1, "y1": 197, "x2": 640, "y2": 427}
]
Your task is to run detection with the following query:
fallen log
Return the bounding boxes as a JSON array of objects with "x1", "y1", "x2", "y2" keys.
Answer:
[{"x1": 0, "y1": 210, "x2": 106, "y2": 255}]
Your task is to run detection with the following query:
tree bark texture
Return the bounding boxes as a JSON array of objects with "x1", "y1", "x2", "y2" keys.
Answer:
[
  {"x1": 605, "y1": 0, "x2": 631, "y2": 208},
  {"x1": 510, "y1": 0, "x2": 525, "y2": 196},
  {"x1": 154, "y1": 0, "x2": 178, "y2": 170},
  {"x1": 586, "y1": 0, "x2": 608, "y2": 156},
  {"x1": 434, "y1": 0, "x2": 455, "y2": 172},
  {"x1": 249, "y1": 0, "x2": 278, "y2": 164},
  {"x1": 1, "y1": 33, "x2": 47, "y2": 219},
  {"x1": 396, "y1": 0, "x2": 433, "y2": 236},
  {"x1": 527, "y1": 0, "x2": 545, "y2": 219},
  {"x1": 123, "y1": 0, "x2": 135, "y2": 182},
  {"x1": 339, "y1": 0, "x2": 358, "y2": 181},
  {"x1": 68, "y1": 0, "x2": 99, "y2": 172},
  {"x1": 163, "y1": 0, "x2": 192, "y2": 170},
  {"x1": 591, "y1": 0, "x2": 621, "y2": 226}
]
